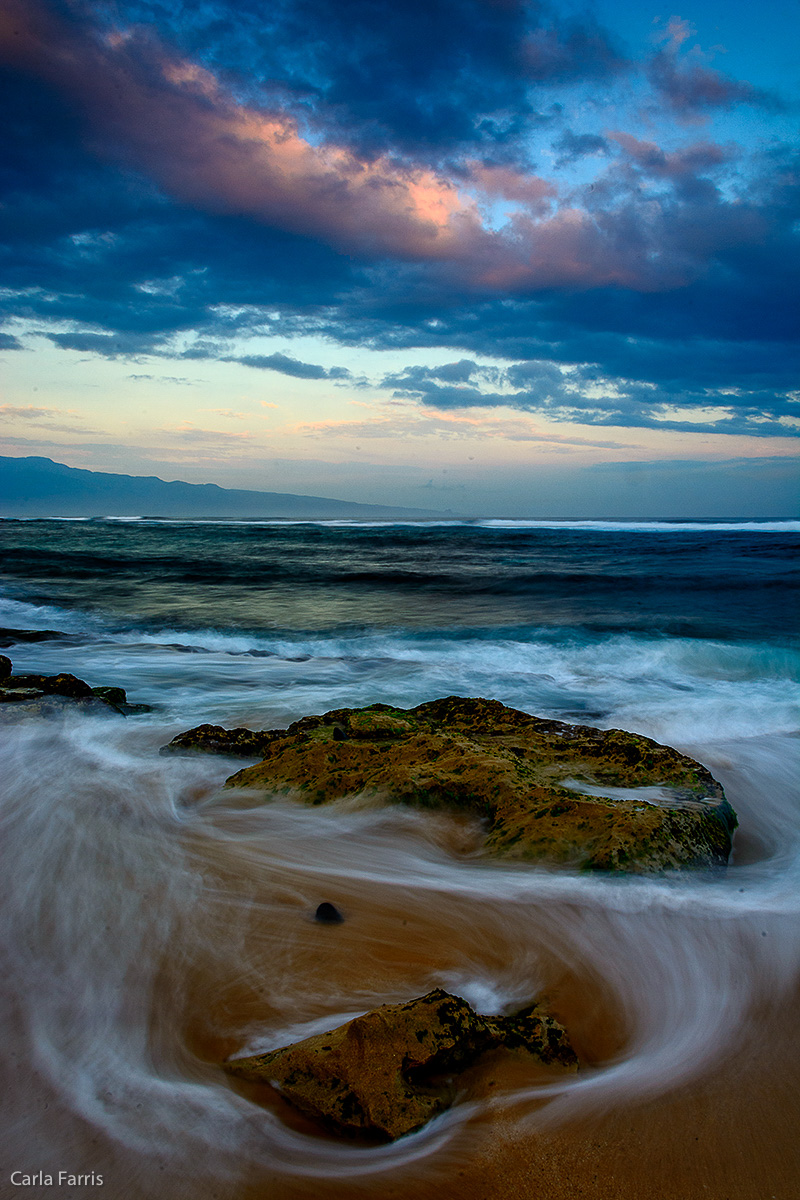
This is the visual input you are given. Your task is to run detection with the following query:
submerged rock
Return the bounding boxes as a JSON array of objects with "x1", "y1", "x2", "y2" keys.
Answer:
[
  {"x1": 0, "y1": 660, "x2": 150, "y2": 717},
  {"x1": 223, "y1": 696, "x2": 737, "y2": 873},
  {"x1": 159, "y1": 723, "x2": 282, "y2": 757},
  {"x1": 224, "y1": 988, "x2": 576, "y2": 1141},
  {"x1": 0, "y1": 627, "x2": 67, "y2": 648},
  {"x1": 91, "y1": 685, "x2": 127, "y2": 708},
  {"x1": 2, "y1": 671, "x2": 93, "y2": 699}
]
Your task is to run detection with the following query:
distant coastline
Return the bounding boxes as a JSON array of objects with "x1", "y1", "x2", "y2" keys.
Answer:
[{"x1": 0, "y1": 455, "x2": 450, "y2": 521}]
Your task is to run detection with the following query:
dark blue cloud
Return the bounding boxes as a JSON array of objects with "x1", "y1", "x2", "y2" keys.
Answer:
[
  {"x1": 552, "y1": 129, "x2": 610, "y2": 167},
  {"x1": 229, "y1": 352, "x2": 349, "y2": 380},
  {"x1": 380, "y1": 353, "x2": 798, "y2": 437},
  {"x1": 0, "y1": 63, "x2": 360, "y2": 341},
  {"x1": 79, "y1": 0, "x2": 626, "y2": 165}
]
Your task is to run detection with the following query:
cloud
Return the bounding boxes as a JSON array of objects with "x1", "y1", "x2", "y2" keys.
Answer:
[
  {"x1": 0, "y1": 2, "x2": 506, "y2": 266},
  {"x1": 201, "y1": 408, "x2": 247, "y2": 420},
  {"x1": 467, "y1": 163, "x2": 556, "y2": 214},
  {"x1": 127, "y1": 373, "x2": 198, "y2": 385},
  {"x1": 0, "y1": 404, "x2": 100, "y2": 433},
  {"x1": 229, "y1": 352, "x2": 349, "y2": 380},
  {"x1": 155, "y1": 423, "x2": 254, "y2": 444},
  {"x1": 608, "y1": 132, "x2": 732, "y2": 179},
  {"x1": 552, "y1": 130, "x2": 610, "y2": 168},
  {"x1": 377, "y1": 355, "x2": 800, "y2": 438},
  {"x1": 0, "y1": 404, "x2": 59, "y2": 419},
  {"x1": 47, "y1": 332, "x2": 165, "y2": 357},
  {"x1": 0, "y1": 0, "x2": 797, "y2": 446},
  {"x1": 76, "y1": 0, "x2": 626, "y2": 164},
  {"x1": 647, "y1": 21, "x2": 782, "y2": 117},
  {"x1": 0, "y1": 0, "x2": 695, "y2": 292},
  {"x1": 294, "y1": 406, "x2": 635, "y2": 449}
]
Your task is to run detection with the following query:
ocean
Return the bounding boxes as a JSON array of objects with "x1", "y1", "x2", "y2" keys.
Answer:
[{"x1": 1, "y1": 518, "x2": 799, "y2": 1199}]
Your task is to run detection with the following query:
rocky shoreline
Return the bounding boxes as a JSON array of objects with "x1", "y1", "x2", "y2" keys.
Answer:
[
  {"x1": 0, "y1": 650, "x2": 150, "y2": 717},
  {"x1": 5, "y1": 643, "x2": 740, "y2": 1142}
]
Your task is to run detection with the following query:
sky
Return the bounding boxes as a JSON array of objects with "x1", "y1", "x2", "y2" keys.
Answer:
[{"x1": 0, "y1": 0, "x2": 798, "y2": 518}]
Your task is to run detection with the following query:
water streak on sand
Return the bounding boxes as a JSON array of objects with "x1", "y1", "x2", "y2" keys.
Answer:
[{"x1": 1, "y1": 715, "x2": 799, "y2": 1186}]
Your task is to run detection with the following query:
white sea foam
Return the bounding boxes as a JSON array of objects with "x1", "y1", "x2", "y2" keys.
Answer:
[
  {"x1": 7, "y1": 516, "x2": 799, "y2": 531},
  {"x1": 2, "y1": 586, "x2": 797, "y2": 742},
  {"x1": 476, "y1": 519, "x2": 800, "y2": 533}
]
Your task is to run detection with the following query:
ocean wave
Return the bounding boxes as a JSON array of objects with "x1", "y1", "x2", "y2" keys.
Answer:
[
  {"x1": 3, "y1": 593, "x2": 797, "y2": 743},
  {"x1": 6, "y1": 516, "x2": 800, "y2": 532},
  {"x1": 477, "y1": 520, "x2": 800, "y2": 532}
]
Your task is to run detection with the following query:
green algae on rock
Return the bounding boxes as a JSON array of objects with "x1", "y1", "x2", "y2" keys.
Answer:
[
  {"x1": 222, "y1": 696, "x2": 737, "y2": 873},
  {"x1": 224, "y1": 988, "x2": 577, "y2": 1141},
  {"x1": 160, "y1": 723, "x2": 282, "y2": 758}
]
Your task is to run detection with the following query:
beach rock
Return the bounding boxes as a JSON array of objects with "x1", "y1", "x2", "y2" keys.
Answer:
[
  {"x1": 0, "y1": 664, "x2": 146, "y2": 716},
  {"x1": 224, "y1": 988, "x2": 576, "y2": 1141},
  {"x1": 223, "y1": 696, "x2": 737, "y2": 873},
  {"x1": 0, "y1": 655, "x2": 11, "y2": 679},
  {"x1": 91, "y1": 685, "x2": 128, "y2": 708},
  {"x1": 0, "y1": 671, "x2": 93, "y2": 699},
  {"x1": 34, "y1": 672, "x2": 90, "y2": 697},
  {"x1": 160, "y1": 723, "x2": 282, "y2": 757}
]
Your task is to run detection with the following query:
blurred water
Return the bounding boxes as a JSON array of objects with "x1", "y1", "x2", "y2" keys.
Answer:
[{"x1": 0, "y1": 520, "x2": 798, "y2": 1196}]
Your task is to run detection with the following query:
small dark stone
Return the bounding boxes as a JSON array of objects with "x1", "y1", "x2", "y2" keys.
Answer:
[
  {"x1": 0, "y1": 667, "x2": 135, "y2": 716},
  {"x1": 332, "y1": 725, "x2": 348, "y2": 741},
  {"x1": 314, "y1": 902, "x2": 344, "y2": 924}
]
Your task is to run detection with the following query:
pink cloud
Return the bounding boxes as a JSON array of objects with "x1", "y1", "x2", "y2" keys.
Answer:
[
  {"x1": 467, "y1": 163, "x2": 557, "y2": 214},
  {"x1": 653, "y1": 17, "x2": 696, "y2": 53},
  {"x1": 610, "y1": 132, "x2": 731, "y2": 178},
  {"x1": 647, "y1": 19, "x2": 779, "y2": 117},
  {"x1": 1, "y1": 0, "x2": 485, "y2": 261},
  {"x1": 0, "y1": 0, "x2": 774, "y2": 298}
]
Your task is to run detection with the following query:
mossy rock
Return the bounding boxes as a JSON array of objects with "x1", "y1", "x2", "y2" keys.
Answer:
[
  {"x1": 224, "y1": 988, "x2": 576, "y2": 1141},
  {"x1": 223, "y1": 696, "x2": 736, "y2": 873},
  {"x1": 160, "y1": 723, "x2": 282, "y2": 757}
]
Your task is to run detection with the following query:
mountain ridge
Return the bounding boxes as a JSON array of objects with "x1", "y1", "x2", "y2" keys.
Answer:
[{"x1": 0, "y1": 456, "x2": 451, "y2": 520}]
